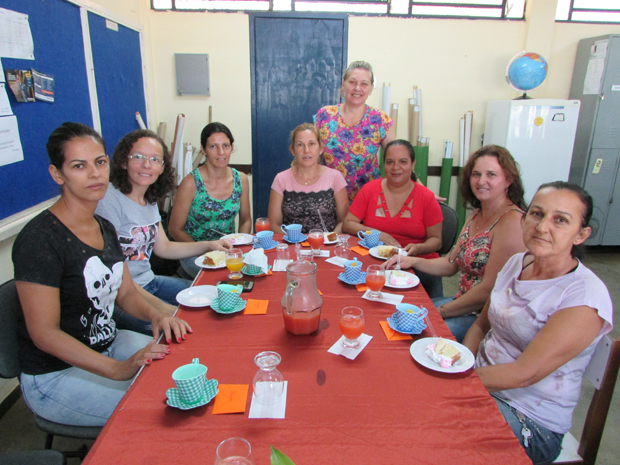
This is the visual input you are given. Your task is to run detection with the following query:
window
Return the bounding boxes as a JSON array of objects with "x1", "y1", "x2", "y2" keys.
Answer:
[
  {"x1": 152, "y1": 0, "x2": 527, "y2": 19},
  {"x1": 556, "y1": 0, "x2": 620, "y2": 23}
]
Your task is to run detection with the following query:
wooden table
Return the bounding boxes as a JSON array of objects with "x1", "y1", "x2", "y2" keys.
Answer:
[{"x1": 83, "y1": 236, "x2": 529, "y2": 465}]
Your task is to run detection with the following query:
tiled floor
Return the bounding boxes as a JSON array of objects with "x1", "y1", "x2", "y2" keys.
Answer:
[{"x1": 1, "y1": 246, "x2": 618, "y2": 464}]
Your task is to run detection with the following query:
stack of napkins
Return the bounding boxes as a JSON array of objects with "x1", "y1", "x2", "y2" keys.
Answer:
[{"x1": 243, "y1": 248, "x2": 269, "y2": 274}]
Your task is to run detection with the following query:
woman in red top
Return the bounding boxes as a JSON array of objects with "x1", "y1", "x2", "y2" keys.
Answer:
[{"x1": 343, "y1": 139, "x2": 443, "y2": 296}]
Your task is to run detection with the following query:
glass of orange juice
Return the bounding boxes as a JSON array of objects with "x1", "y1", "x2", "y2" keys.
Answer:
[
  {"x1": 340, "y1": 307, "x2": 365, "y2": 348},
  {"x1": 255, "y1": 217, "x2": 270, "y2": 233},
  {"x1": 308, "y1": 228, "x2": 324, "y2": 255},
  {"x1": 365, "y1": 264, "x2": 385, "y2": 299},
  {"x1": 226, "y1": 248, "x2": 244, "y2": 279}
]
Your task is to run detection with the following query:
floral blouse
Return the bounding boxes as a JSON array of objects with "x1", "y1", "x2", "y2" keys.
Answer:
[
  {"x1": 314, "y1": 104, "x2": 393, "y2": 202},
  {"x1": 183, "y1": 167, "x2": 242, "y2": 241}
]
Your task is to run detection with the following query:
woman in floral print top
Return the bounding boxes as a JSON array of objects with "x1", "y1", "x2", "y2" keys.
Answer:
[{"x1": 314, "y1": 61, "x2": 395, "y2": 202}]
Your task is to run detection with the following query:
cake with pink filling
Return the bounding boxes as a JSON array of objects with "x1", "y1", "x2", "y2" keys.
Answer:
[
  {"x1": 424, "y1": 338, "x2": 461, "y2": 368},
  {"x1": 389, "y1": 270, "x2": 413, "y2": 286}
]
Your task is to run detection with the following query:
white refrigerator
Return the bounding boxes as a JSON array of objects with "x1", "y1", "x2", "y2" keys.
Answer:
[{"x1": 483, "y1": 99, "x2": 581, "y2": 204}]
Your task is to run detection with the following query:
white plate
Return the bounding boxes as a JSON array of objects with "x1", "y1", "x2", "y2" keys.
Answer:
[
  {"x1": 323, "y1": 233, "x2": 338, "y2": 245},
  {"x1": 410, "y1": 337, "x2": 475, "y2": 374},
  {"x1": 176, "y1": 285, "x2": 218, "y2": 307},
  {"x1": 221, "y1": 233, "x2": 254, "y2": 245},
  {"x1": 369, "y1": 245, "x2": 396, "y2": 260},
  {"x1": 384, "y1": 270, "x2": 420, "y2": 289},
  {"x1": 194, "y1": 255, "x2": 226, "y2": 269}
]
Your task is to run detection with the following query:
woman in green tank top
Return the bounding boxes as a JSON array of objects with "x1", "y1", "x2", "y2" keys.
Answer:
[{"x1": 169, "y1": 122, "x2": 252, "y2": 277}]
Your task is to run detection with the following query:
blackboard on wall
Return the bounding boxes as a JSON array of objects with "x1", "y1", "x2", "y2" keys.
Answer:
[{"x1": 0, "y1": 0, "x2": 146, "y2": 222}]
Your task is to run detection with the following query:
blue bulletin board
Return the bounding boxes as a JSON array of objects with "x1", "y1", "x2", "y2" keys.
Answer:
[{"x1": 0, "y1": 0, "x2": 146, "y2": 222}]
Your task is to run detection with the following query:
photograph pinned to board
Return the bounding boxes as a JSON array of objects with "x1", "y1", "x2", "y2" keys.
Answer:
[
  {"x1": 31, "y1": 69, "x2": 54, "y2": 102},
  {"x1": 4, "y1": 69, "x2": 34, "y2": 102},
  {"x1": 0, "y1": 115, "x2": 24, "y2": 167},
  {"x1": 0, "y1": 83, "x2": 13, "y2": 116}
]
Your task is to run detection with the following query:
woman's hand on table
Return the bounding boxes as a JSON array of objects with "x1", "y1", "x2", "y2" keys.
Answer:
[
  {"x1": 209, "y1": 238, "x2": 232, "y2": 251},
  {"x1": 379, "y1": 232, "x2": 401, "y2": 247},
  {"x1": 404, "y1": 243, "x2": 421, "y2": 256},
  {"x1": 383, "y1": 255, "x2": 416, "y2": 270},
  {"x1": 116, "y1": 341, "x2": 170, "y2": 380},
  {"x1": 151, "y1": 314, "x2": 193, "y2": 344}
]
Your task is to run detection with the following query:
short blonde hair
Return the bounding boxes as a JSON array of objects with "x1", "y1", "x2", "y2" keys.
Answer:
[
  {"x1": 289, "y1": 123, "x2": 322, "y2": 167},
  {"x1": 342, "y1": 61, "x2": 374, "y2": 85}
]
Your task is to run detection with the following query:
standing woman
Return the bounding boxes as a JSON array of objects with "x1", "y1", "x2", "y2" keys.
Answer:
[
  {"x1": 384, "y1": 145, "x2": 527, "y2": 341},
  {"x1": 268, "y1": 123, "x2": 349, "y2": 234},
  {"x1": 12, "y1": 123, "x2": 190, "y2": 427},
  {"x1": 169, "y1": 122, "x2": 251, "y2": 277},
  {"x1": 463, "y1": 182, "x2": 613, "y2": 464},
  {"x1": 314, "y1": 61, "x2": 395, "y2": 202},
  {"x1": 96, "y1": 130, "x2": 231, "y2": 306}
]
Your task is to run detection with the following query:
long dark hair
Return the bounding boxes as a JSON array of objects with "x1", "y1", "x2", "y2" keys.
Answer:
[
  {"x1": 46, "y1": 122, "x2": 105, "y2": 169},
  {"x1": 109, "y1": 129, "x2": 175, "y2": 204},
  {"x1": 459, "y1": 145, "x2": 526, "y2": 211},
  {"x1": 200, "y1": 122, "x2": 234, "y2": 149}
]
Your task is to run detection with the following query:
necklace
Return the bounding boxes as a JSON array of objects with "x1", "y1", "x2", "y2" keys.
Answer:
[{"x1": 296, "y1": 167, "x2": 322, "y2": 185}]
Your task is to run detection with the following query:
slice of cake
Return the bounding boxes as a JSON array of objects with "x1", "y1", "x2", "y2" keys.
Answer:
[
  {"x1": 326, "y1": 232, "x2": 337, "y2": 242},
  {"x1": 377, "y1": 245, "x2": 398, "y2": 258},
  {"x1": 425, "y1": 338, "x2": 461, "y2": 368},
  {"x1": 389, "y1": 270, "x2": 412, "y2": 286},
  {"x1": 202, "y1": 250, "x2": 226, "y2": 267}
]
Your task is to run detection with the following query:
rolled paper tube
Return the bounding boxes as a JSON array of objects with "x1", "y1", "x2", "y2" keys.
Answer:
[
  {"x1": 411, "y1": 106, "x2": 420, "y2": 145},
  {"x1": 157, "y1": 122, "x2": 166, "y2": 140},
  {"x1": 208, "y1": 105, "x2": 212, "y2": 124},
  {"x1": 408, "y1": 99, "x2": 416, "y2": 142},
  {"x1": 414, "y1": 145, "x2": 429, "y2": 186},
  {"x1": 439, "y1": 157, "x2": 453, "y2": 202},
  {"x1": 382, "y1": 84, "x2": 391, "y2": 114},
  {"x1": 390, "y1": 104, "x2": 398, "y2": 135},
  {"x1": 135, "y1": 111, "x2": 146, "y2": 130},
  {"x1": 415, "y1": 88, "x2": 422, "y2": 136}
]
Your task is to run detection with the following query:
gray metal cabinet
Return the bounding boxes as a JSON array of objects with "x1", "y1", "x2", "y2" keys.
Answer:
[{"x1": 569, "y1": 34, "x2": 620, "y2": 245}]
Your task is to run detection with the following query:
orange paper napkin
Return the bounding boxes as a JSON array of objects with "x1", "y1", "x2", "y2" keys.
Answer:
[
  {"x1": 379, "y1": 321, "x2": 413, "y2": 341},
  {"x1": 244, "y1": 299, "x2": 269, "y2": 315},
  {"x1": 355, "y1": 284, "x2": 368, "y2": 292},
  {"x1": 351, "y1": 246, "x2": 369, "y2": 256},
  {"x1": 212, "y1": 384, "x2": 249, "y2": 414},
  {"x1": 301, "y1": 241, "x2": 310, "y2": 247}
]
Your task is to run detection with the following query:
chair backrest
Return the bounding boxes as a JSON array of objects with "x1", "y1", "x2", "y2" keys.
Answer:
[
  {"x1": 0, "y1": 280, "x2": 21, "y2": 380},
  {"x1": 578, "y1": 333, "x2": 620, "y2": 465},
  {"x1": 438, "y1": 202, "x2": 459, "y2": 256}
]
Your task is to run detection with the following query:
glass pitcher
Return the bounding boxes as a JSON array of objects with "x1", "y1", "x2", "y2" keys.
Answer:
[
  {"x1": 281, "y1": 260, "x2": 323, "y2": 335},
  {"x1": 335, "y1": 234, "x2": 351, "y2": 260}
]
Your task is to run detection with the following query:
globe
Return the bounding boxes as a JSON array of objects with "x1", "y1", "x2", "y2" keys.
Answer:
[{"x1": 506, "y1": 51, "x2": 548, "y2": 95}]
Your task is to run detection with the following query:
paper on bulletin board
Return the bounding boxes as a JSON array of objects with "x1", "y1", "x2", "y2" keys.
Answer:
[
  {"x1": 0, "y1": 84, "x2": 13, "y2": 116},
  {"x1": 0, "y1": 8, "x2": 35, "y2": 60},
  {"x1": 0, "y1": 59, "x2": 4, "y2": 82},
  {"x1": 0, "y1": 115, "x2": 24, "y2": 167}
]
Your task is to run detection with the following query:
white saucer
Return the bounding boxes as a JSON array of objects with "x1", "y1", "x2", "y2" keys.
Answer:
[
  {"x1": 410, "y1": 337, "x2": 475, "y2": 373},
  {"x1": 221, "y1": 233, "x2": 254, "y2": 245},
  {"x1": 176, "y1": 285, "x2": 217, "y2": 307}
]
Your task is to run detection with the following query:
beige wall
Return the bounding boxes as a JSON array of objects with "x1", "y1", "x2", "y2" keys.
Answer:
[{"x1": 2, "y1": 1, "x2": 620, "y2": 285}]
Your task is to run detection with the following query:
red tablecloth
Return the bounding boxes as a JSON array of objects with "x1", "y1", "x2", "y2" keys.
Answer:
[{"x1": 83, "y1": 236, "x2": 529, "y2": 465}]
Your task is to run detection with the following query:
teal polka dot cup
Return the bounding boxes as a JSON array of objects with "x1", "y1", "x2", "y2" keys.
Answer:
[
  {"x1": 217, "y1": 284, "x2": 243, "y2": 311},
  {"x1": 172, "y1": 358, "x2": 207, "y2": 405}
]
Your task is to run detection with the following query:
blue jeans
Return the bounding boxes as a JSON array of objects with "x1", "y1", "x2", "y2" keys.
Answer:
[
  {"x1": 431, "y1": 296, "x2": 478, "y2": 343},
  {"x1": 20, "y1": 330, "x2": 152, "y2": 427},
  {"x1": 113, "y1": 275, "x2": 190, "y2": 336},
  {"x1": 493, "y1": 397, "x2": 563, "y2": 465},
  {"x1": 180, "y1": 256, "x2": 201, "y2": 279},
  {"x1": 416, "y1": 270, "x2": 443, "y2": 299}
]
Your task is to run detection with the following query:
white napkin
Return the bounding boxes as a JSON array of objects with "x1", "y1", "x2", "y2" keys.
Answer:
[
  {"x1": 313, "y1": 250, "x2": 330, "y2": 258},
  {"x1": 361, "y1": 290, "x2": 404, "y2": 305},
  {"x1": 248, "y1": 381, "x2": 288, "y2": 419},
  {"x1": 243, "y1": 248, "x2": 269, "y2": 274},
  {"x1": 273, "y1": 259, "x2": 292, "y2": 272},
  {"x1": 328, "y1": 334, "x2": 373, "y2": 360},
  {"x1": 325, "y1": 256, "x2": 348, "y2": 267}
]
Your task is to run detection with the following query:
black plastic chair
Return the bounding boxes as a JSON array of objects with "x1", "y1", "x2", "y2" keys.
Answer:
[
  {"x1": 0, "y1": 280, "x2": 100, "y2": 459},
  {"x1": 438, "y1": 202, "x2": 459, "y2": 256},
  {"x1": 0, "y1": 450, "x2": 66, "y2": 465}
]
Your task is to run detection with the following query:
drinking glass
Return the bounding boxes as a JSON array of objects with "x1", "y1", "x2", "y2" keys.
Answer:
[
  {"x1": 255, "y1": 217, "x2": 270, "y2": 233},
  {"x1": 253, "y1": 351, "x2": 284, "y2": 406},
  {"x1": 308, "y1": 228, "x2": 324, "y2": 255},
  {"x1": 298, "y1": 249, "x2": 314, "y2": 262},
  {"x1": 276, "y1": 243, "x2": 290, "y2": 261},
  {"x1": 226, "y1": 248, "x2": 244, "y2": 280},
  {"x1": 365, "y1": 264, "x2": 385, "y2": 299},
  {"x1": 214, "y1": 437, "x2": 255, "y2": 465},
  {"x1": 335, "y1": 234, "x2": 351, "y2": 260},
  {"x1": 340, "y1": 307, "x2": 365, "y2": 348}
]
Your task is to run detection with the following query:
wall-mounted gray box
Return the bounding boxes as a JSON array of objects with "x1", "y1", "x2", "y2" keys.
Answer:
[{"x1": 175, "y1": 53, "x2": 210, "y2": 96}]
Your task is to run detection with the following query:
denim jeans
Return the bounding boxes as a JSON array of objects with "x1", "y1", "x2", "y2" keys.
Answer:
[
  {"x1": 416, "y1": 270, "x2": 443, "y2": 299},
  {"x1": 493, "y1": 397, "x2": 563, "y2": 465},
  {"x1": 113, "y1": 275, "x2": 190, "y2": 336},
  {"x1": 431, "y1": 296, "x2": 478, "y2": 343},
  {"x1": 180, "y1": 256, "x2": 201, "y2": 279},
  {"x1": 20, "y1": 330, "x2": 152, "y2": 427}
]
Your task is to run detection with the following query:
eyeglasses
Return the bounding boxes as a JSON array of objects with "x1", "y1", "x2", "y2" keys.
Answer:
[{"x1": 127, "y1": 154, "x2": 164, "y2": 166}]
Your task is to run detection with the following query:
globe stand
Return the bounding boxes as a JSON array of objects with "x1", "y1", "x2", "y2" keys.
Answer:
[{"x1": 514, "y1": 92, "x2": 532, "y2": 100}]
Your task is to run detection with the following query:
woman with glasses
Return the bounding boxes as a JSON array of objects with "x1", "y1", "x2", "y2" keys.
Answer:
[
  {"x1": 169, "y1": 122, "x2": 251, "y2": 278},
  {"x1": 96, "y1": 130, "x2": 230, "y2": 314}
]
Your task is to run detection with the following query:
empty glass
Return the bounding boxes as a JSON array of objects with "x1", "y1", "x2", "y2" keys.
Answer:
[
  {"x1": 335, "y1": 234, "x2": 351, "y2": 260},
  {"x1": 253, "y1": 351, "x2": 284, "y2": 406},
  {"x1": 214, "y1": 437, "x2": 255, "y2": 465},
  {"x1": 276, "y1": 243, "x2": 290, "y2": 261}
]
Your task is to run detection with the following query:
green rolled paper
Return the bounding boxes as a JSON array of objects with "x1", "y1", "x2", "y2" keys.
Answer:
[
  {"x1": 414, "y1": 145, "x2": 429, "y2": 186},
  {"x1": 439, "y1": 157, "x2": 453, "y2": 202},
  {"x1": 455, "y1": 167, "x2": 467, "y2": 232}
]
